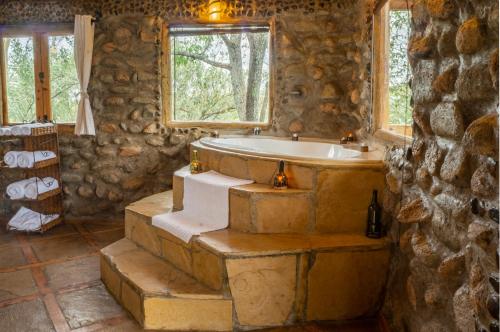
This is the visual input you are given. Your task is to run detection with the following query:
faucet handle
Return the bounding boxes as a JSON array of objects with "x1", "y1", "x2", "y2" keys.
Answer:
[{"x1": 292, "y1": 133, "x2": 299, "y2": 141}]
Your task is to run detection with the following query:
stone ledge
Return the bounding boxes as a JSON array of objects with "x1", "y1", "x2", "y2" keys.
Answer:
[
  {"x1": 126, "y1": 191, "x2": 173, "y2": 221},
  {"x1": 101, "y1": 238, "x2": 223, "y2": 300},
  {"x1": 197, "y1": 230, "x2": 390, "y2": 258}
]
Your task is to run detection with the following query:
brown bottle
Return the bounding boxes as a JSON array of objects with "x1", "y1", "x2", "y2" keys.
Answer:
[
  {"x1": 366, "y1": 190, "x2": 382, "y2": 238},
  {"x1": 273, "y1": 160, "x2": 288, "y2": 189}
]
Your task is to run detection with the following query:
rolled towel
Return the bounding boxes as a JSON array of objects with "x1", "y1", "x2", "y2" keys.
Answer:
[
  {"x1": 3, "y1": 151, "x2": 19, "y2": 167},
  {"x1": 6, "y1": 178, "x2": 37, "y2": 199},
  {"x1": 17, "y1": 151, "x2": 56, "y2": 168},
  {"x1": 0, "y1": 127, "x2": 12, "y2": 136},
  {"x1": 25, "y1": 177, "x2": 59, "y2": 199},
  {"x1": 7, "y1": 207, "x2": 59, "y2": 232},
  {"x1": 11, "y1": 123, "x2": 54, "y2": 136}
]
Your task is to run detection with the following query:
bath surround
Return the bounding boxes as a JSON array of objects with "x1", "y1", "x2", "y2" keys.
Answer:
[{"x1": 0, "y1": 0, "x2": 377, "y2": 218}]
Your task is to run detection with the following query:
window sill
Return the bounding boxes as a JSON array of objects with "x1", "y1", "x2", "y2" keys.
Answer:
[
  {"x1": 374, "y1": 128, "x2": 412, "y2": 146},
  {"x1": 166, "y1": 120, "x2": 271, "y2": 130},
  {"x1": 56, "y1": 123, "x2": 75, "y2": 135}
]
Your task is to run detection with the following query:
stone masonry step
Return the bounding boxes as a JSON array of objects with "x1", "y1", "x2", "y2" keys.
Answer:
[
  {"x1": 123, "y1": 191, "x2": 391, "y2": 329},
  {"x1": 100, "y1": 238, "x2": 232, "y2": 331},
  {"x1": 174, "y1": 168, "x2": 316, "y2": 233}
]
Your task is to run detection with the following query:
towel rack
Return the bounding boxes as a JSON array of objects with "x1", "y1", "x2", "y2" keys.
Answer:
[{"x1": 0, "y1": 124, "x2": 64, "y2": 233}]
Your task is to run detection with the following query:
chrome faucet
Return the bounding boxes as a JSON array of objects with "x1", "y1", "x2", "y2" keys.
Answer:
[
  {"x1": 253, "y1": 127, "x2": 262, "y2": 135},
  {"x1": 292, "y1": 133, "x2": 299, "y2": 141}
]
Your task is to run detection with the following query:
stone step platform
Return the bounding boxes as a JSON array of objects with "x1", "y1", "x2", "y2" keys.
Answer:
[
  {"x1": 173, "y1": 165, "x2": 385, "y2": 234},
  {"x1": 122, "y1": 191, "x2": 391, "y2": 329},
  {"x1": 174, "y1": 168, "x2": 315, "y2": 234},
  {"x1": 101, "y1": 238, "x2": 233, "y2": 331}
]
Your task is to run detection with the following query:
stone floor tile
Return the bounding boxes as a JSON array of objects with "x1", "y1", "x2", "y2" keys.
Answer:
[
  {"x1": 0, "y1": 269, "x2": 37, "y2": 302},
  {"x1": 25, "y1": 223, "x2": 78, "y2": 242},
  {"x1": 31, "y1": 234, "x2": 94, "y2": 262},
  {"x1": 44, "y1": 255, "x2": 100, "y2": 290},
  {"x1": 0, "y1": 222, "x2": 17, "y2": 247},
  {"x1": 57, "y1": 283, "x2": 125, "y2": 329},
  {"x1": 0, "y1": 246, "x2": 27, "y2": 269},
  {"x1": 91, "y1": 228, "x2": 125, "y2": 248},
  {"x1": 98, "y1": 317, "x2": 144, "y2": 331},
  {"x1": 0, "y1": 298, "x2": 55, "y2": 332},
  {"x1": 81, "y1": 219, "x2": 125, "y2": 233}
]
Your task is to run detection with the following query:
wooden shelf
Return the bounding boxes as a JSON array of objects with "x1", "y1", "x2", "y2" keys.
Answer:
[
  {"x1": 8, "y1": 187, "x2": 61, "y2": 202},
  {"x1": 1, "y1": 157, "x2": 59, "y2": 170},
  {"x1": 1, "y1": 124, "x2": 63, "y2": 234},
  {"x1": 7, "y1": 216, "x2": 64, "y2": 234},
  {"x1": 1, "y1": 125, "x2": 57, "y2": 137},
  {"x1": 41, "y1": 216, "x2": 63, "y2": 233}
]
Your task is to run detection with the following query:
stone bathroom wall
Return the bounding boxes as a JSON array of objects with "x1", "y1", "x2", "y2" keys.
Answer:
[
  {"x1": 0, "y1": 0, "x2": 375, "y2": 217},
  {"x1": 382, "y1": 0, "x2": 499, "y2": 331}
]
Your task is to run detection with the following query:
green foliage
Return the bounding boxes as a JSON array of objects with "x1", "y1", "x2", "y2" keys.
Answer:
[
  {"x1": 172, "y1": 32, "x2": 269, "y2": 122},
  {"x1": 49, "y1": 36, "x2": 79, "y2": 123},
  {"x1": 389, "y1": 10, "x2": 412, "y2": 126},
  {"x1": 173, "y1": 35, "x2": 237, "y2": 121},
  {"x1": 4, "y1": 37, "x2": 36, "y2": 123},
  {"x1": 3, "y1": 35, "x2": 78, "y2": 124}
]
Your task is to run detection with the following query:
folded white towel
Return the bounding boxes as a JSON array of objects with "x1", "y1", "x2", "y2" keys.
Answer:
[
  {"x1": 6, "y1": 177, "x2": 37, "y2": 199},
  {"x1": 25, "y1": 177, "x2": 59, "y2": 199},
  {"x1": 3, "y1": 151, "x2": 19, "y2": 167},
  {"x1": 11, "y1": 123, "x2": 54, "y2": 136},
  {"x1": 0, "y1": 127, "x2": 12, "y2": 136},
  {"x1": 152, "y1": 170, "x2": 254, "y2": 243},
  {"x1": 17, "y1": 151, "x2": 56, "y2": 168},
  {"x1": 7, "y1": 207, "x2": 59, "y2": 232}
]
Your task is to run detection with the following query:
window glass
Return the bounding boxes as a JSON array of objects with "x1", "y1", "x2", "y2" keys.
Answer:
[
  {"x1": 170, "y1": 25, "x2": 270, "y2": 123},
  {"x1": 3, "y1": 37, "x2": 37, "y2": 123},
  {"x1": 48, "y1": 35, "x2": 79, "y2": 123},
  {"x1": 388, "y1": 10, "x2": 412, "y2": 136}
]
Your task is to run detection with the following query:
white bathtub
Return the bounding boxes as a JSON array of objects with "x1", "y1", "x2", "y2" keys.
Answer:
[{"x1": 200, "y1": 136, "x2": 363, "y2": 161}]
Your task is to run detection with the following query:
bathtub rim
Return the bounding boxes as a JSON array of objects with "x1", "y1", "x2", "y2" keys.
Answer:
[{"x1": 193, "y1": 136, "x2": 384, "y2": 168}]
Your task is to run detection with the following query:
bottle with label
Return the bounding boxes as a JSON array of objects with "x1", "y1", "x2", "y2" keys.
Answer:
[
  {"x1": 366, "y1": 190, "x2": 382, "y2": 238},
  {"x1": 190, "y1": 150, "x2": 202, "y2": 174}
]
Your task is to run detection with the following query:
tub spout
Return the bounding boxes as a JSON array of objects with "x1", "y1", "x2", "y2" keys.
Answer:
[
  {"x1": 292, "y1": 133, "x2": 299, "y2": 141},
  {"x1": 253, "y1": 127, "x2": 262, "y2": 135}
]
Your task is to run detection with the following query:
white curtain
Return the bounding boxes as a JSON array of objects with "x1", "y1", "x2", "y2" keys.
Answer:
[{"x1": 74, "y1": 15, "x2": 96, "y2": 136}]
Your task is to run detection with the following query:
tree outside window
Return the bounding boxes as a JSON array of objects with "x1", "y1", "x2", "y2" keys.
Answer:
[{"x1": 169, "y1": 25, "x2": 270, "y2": 125}]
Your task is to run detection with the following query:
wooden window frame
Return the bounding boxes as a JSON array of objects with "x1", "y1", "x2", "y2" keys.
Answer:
[
  {"x1": 372, "y1": 0, "x2": 413, "y2": 145},
  {"x1": 161, "y1": 18, "x2": 276, "y2": 129},
  {"x1": 0, "y1": 23, "x2": 75, "y2": 130}
]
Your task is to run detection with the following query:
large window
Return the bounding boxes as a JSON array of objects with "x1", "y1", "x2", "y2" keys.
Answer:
[
  {"x1": 167, "y1": 24, "x2": 271, "y2": 126},
  {"x1": 373, "y1": 0, "x2": 413, "y2": 140},
  {"x1": 0, "y1": 25, "x2": 79, "y2": 125}
]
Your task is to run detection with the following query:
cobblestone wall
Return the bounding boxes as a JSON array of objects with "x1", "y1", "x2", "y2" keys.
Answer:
[
  {"x1": 382, "y1": 0, "x2": 499, "y2": 330},
  {"x1": 0, "y1": 0, "x2": 374, "y2": 217}
]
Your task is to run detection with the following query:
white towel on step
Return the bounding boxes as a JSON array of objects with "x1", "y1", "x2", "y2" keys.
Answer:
[
  {"x1": 6, "y1": 178, "x2": 37, "y2": 199},
  {"x1": 17, "y1": 151, "x2": 56, "y2": 168},
  {"x1": 152, "y1": 170, "x2": 254, "y2": 243},
  {"x1": 24, "y1": 177, "x2": 59, "y2": 199},
  {"x1": 3, "y1": 151, "x2": 19, "y2": 167},
  {"x1": 7, "y1": 207, "x2": 59, "y2": 232}
]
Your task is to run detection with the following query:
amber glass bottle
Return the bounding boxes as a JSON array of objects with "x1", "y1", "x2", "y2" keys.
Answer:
[{"x1": 190, "y1": 150, "x2": 202, "y2": 174}]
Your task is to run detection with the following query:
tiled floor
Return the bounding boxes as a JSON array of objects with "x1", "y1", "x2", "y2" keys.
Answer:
[{"x1": 0, "y1": 219, "x2": 381, "y2": 332}]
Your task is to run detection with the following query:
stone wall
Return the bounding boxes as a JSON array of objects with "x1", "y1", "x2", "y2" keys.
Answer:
[
  {"x1": 382, "y1": 0, "x2": 499, "y2": 331},
  {"x1": 0, "y1": 0, "x2": 374, "y2": 217}
]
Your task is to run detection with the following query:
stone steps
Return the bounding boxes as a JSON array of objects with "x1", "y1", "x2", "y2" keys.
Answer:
[
  {"x1": 174, "y1": 168, "x2": 316, "y2": 233},
  {"x1": 100, "y1": 238, "x2": 233, "y2": 331},
  {"x1": 121, "y1": 190, "x2": 391, "y2": 329},
  {"x1": 173, "y1": 164, "x2": 385, "y2": 234}
]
